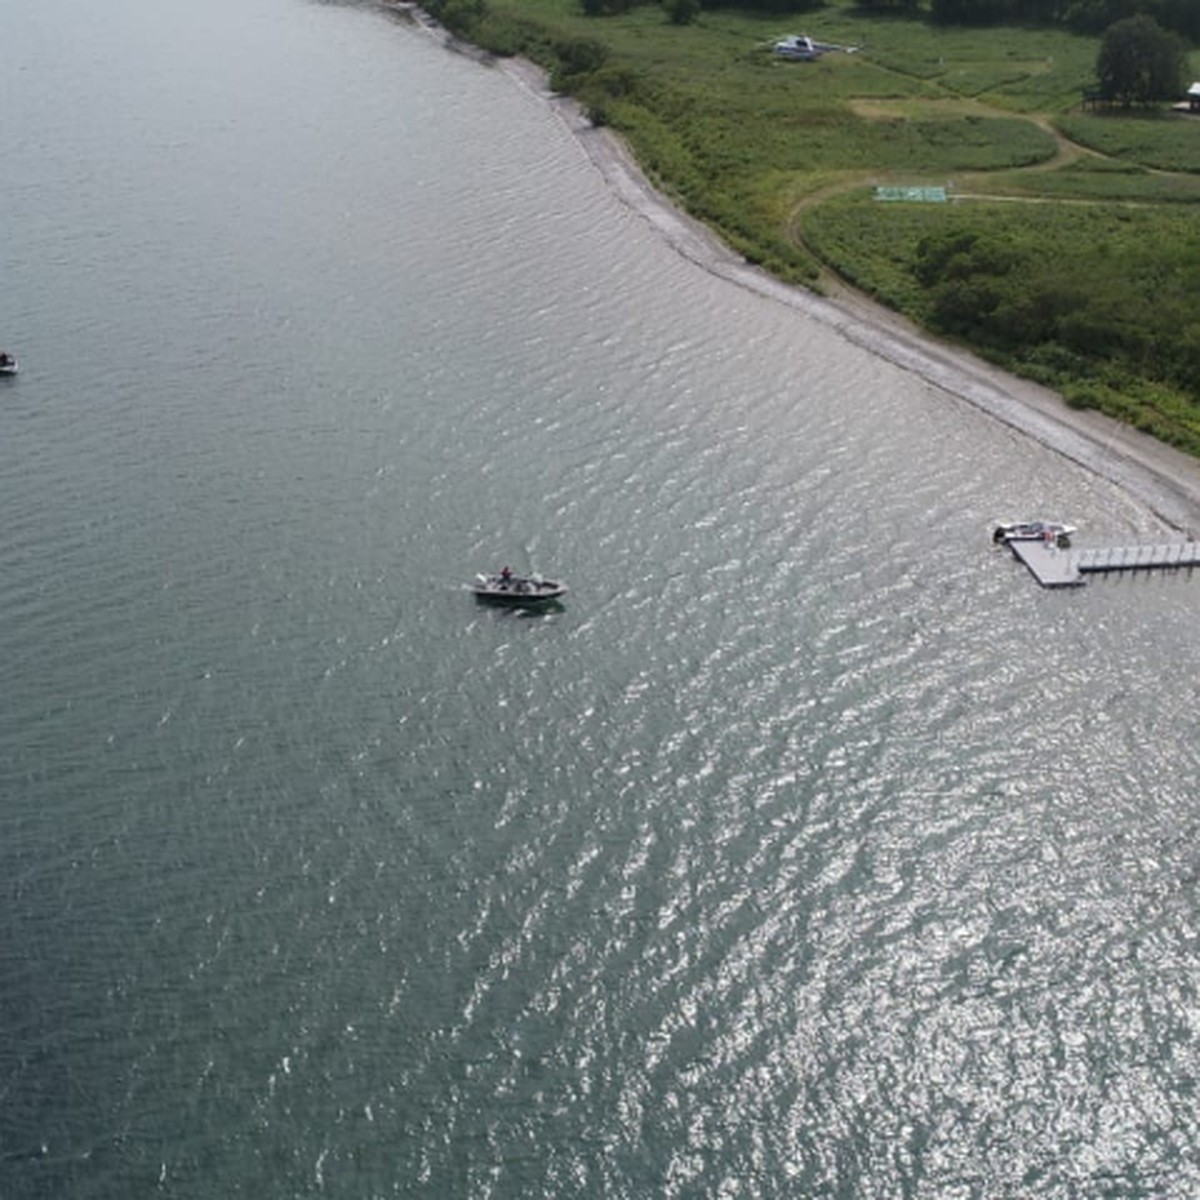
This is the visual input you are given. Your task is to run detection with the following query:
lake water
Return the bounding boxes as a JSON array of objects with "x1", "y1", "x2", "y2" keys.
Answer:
[{"x1": 3, "y1": 1, "x2": 1200, "y2": 1195}]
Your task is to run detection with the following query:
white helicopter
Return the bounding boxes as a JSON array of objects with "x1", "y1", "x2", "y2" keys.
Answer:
[{"x1": 770, "y1": 33, "x2": 860, "y2": 61}]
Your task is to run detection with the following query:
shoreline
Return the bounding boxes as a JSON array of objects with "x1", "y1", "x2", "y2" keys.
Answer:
[{"x1": 401, "y1": 8, "x2": 1200, "y2": 534}]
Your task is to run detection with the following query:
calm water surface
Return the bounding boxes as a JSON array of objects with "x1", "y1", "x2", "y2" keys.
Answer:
[{"x1": 2, "y1": 1, "x2": 1199, "y2": 1196}]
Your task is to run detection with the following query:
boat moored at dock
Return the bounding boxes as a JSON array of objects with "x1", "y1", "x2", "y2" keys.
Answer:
[
  {"x1": 992, "y1": 519, "x2": 1076, "y2": 548},
  {"x1": 994, "y1": 521, "x2": 1200, "y2": 588}
]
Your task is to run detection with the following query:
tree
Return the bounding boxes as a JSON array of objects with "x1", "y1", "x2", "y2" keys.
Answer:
[
  {"x1": 423, "y1": 0, "x2": 488, "y2": 36},
  {"x1": 930, "y1": 0, "x2": 1017, "y2": 25},
  {"x1": 1066, "y1": 0, "x2": 1139, "y2": 35},
  {"x1": 664, "y1": 0, "x2": 701, "y2": 24},
  {"x1": 580, "y1": 0, "x2": 629, "y2": 15},
  {"x1": 553, "y1": 36, "x2": 610, "y2": 74},
  {"x1": 1096, "y1": 14, "x2": 1188, "y2": 106},
  {"x1": 1157, "y1": 0, "x2": 1200, "y2": 43}
]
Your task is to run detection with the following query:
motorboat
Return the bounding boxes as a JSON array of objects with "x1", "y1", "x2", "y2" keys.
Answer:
[
  {"x1": 469, "y1": 570, "x2": 568, "y2": 605},
  {"x1": 992, "y1": 520, "x2": 1077, "y2": 548},
  {"x1": 0, "y1": 353, "x2": 18, "y2": 376}
]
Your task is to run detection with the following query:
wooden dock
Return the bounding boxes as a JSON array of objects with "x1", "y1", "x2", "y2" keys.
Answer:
[
  {"x1": 1076, "y1": 543, "x2": 1200, "y2": 576},
  {"x1": 1008, "y1": 537, "x2": 1200, "y2": 589},
  {"x1": 1008, "y1": 538, "x2": 1085, "y2": 587}
]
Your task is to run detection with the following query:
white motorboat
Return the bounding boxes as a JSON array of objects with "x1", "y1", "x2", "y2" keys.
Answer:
[
  {"x1": 992, "y1": 520, "x2": 1077, "y2": 548},
  {"x1": 469, "y1": 570, "x2": 568, "y2": 605}
]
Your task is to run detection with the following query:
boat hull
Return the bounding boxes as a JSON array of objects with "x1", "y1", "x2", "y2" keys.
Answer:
[
  {"x1": 470, "y1": 574, "x2": 568, "y2": 605},
  {"x1": 992, "y1": 520, "x2": 1076, "y2": 548}
]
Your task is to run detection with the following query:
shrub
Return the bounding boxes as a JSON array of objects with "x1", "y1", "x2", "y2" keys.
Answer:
[
  {"x1": 664, "y1": 0, "x2": 701, "y2": 24},
  {"x1": 553, "y1": 36, "x2": 610, "y2": 75},
  {"x1": 584, "y1": 65, "x2": 645, "y2": 100},
  {"x1": 434, "y1": 0, "x2": 488, "y2": 37},
  {"x1": 581, "y1": 0, "x2": 631, "y2": 14}
]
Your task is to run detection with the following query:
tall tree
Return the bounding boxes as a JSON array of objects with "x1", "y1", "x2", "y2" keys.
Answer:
[
  {"x1": 1157, "y1": 0, "x2": 1200, "y2": 43},
  {"x1": 1097, "y1": 14, "x2": 1189, "y2": 105}
]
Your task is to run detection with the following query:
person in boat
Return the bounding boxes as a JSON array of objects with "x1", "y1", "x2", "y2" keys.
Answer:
[
  {"x1": 500, "y1": 566, "x2": 513, "y2": 587},
  {"x1": 0, "y1": 352, "x2": 11, "y2": 367}
]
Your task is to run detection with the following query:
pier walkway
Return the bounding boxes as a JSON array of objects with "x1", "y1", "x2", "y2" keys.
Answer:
[{"x1": 1008, "y1": 537, "x2": 1200, "y2": 588}]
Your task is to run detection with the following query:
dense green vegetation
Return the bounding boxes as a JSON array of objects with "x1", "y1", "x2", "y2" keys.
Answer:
[
  {"x1": 928, "y1": 0, "x2": 1199, "y2": 41},
  {"x1": 1057, "y1": 107, "x2": 1200, "y2": 170},
  {"x1": 804, "y1": 198, "x2": 1200, "y2": 446},
  {"x1": 417, "y1": 0, "x2": 1200, "y2": 454}
]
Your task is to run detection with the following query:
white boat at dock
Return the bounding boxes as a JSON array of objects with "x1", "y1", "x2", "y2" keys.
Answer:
[
  {"x1": 994, "y1": 520, "x2": 1200, "y2": 588},
  {"x1": 991, "y1": 519, "x2": 1076, "y2": 548}
]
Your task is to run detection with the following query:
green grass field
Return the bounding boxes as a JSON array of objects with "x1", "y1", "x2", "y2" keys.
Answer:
[{"x1": 449, "y1": 0, "x2": 1200, "y2": 454}]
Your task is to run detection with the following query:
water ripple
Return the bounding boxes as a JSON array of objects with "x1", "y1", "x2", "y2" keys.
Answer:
[{"x1": 4, "y1": 1, "x2": 1200, "y2": 1196}]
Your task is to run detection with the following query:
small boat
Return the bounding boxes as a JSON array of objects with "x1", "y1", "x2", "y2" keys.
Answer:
[
  {"x1": 0, "y1": 353, "x2": 18, "y2": 376},
  {"x1": 469, "y1": 569, "x2": 568, "y2": 605},
  {"x1": 992, "y1": 520, "x2": 1077, "y2": 548}
]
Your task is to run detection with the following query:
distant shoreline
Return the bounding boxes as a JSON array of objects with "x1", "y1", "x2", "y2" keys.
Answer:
[{"x1": 398, "y1": 4, "x2": 1200, "y2": 533}]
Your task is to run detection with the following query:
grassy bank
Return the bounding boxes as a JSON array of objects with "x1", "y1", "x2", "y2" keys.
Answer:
[{"x1": 421, "y1": 0, "x2": 1200, "y2": 456}]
